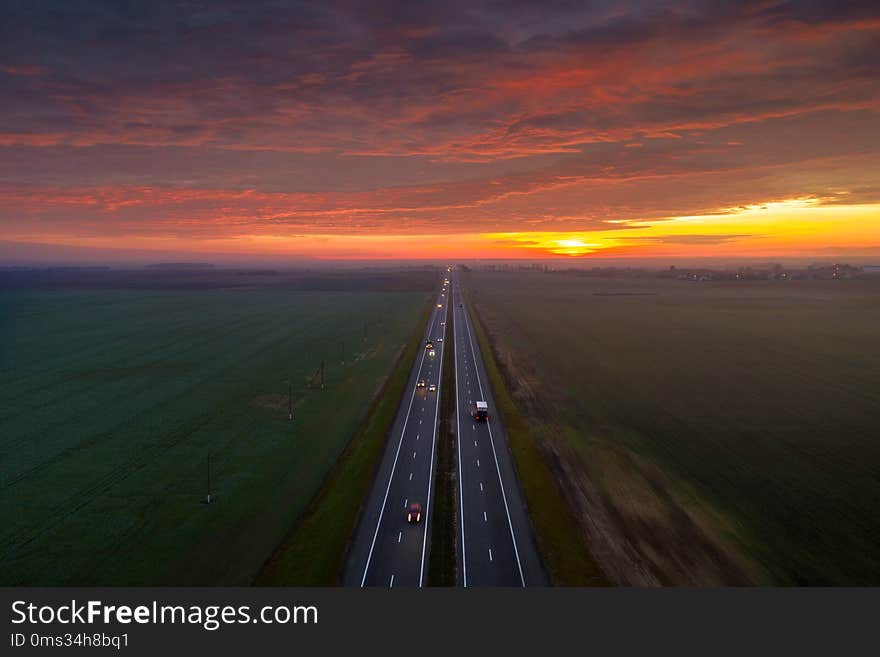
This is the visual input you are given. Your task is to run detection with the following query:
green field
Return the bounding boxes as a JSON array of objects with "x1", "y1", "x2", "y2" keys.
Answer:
[
  {"x1": 0, "y1": 282, "x2": 427, "y2": 585},
  {"x1": 466, "y1": 271, "x2": 880, "y2": 585},
  {"x1": 256, "y1": 298, "x2": 432, "y2": 585}
]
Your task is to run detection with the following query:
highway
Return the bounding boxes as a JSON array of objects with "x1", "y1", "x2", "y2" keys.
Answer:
[
  {"x1": 451, "y1": 272, "x2": 547, "y2": 586},
  {"x1": 343, "y1": 282, "x2": 449, "y2": 587},
  {"x1": 344, "y1": 270, "x2": 545, "y2": 587}
]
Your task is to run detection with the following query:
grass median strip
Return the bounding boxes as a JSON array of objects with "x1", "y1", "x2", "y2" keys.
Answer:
[
  {"x1": 465, "y1": 289, "x2": 609, "y2": 586},
  {"x1": 428, "y1": 288, "x2": 457, "y2": 586},
  {"x1": 255, "y1": 299, "x2": 434, "y2": 586}
]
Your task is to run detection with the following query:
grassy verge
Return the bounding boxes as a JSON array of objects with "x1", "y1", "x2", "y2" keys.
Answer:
[
  {"x1": 465, "y1": 292, "x2": 609, "y2": 586},
  {"x1": 255, "y1": 299, "x2": 433, "y2": 586},
  {"x1": 427, "y1": 292, "x2": 457, "y2": 586}
]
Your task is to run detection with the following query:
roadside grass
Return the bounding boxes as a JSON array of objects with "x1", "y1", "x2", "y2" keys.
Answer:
[
  {"x1": 255, "y1": 299, "x2": 433, "y2": 585},
  {"x1": 465, "y1": 291, "x2": 609, "y2": 586},
  {"x1": 427, "y1": 289, "x2": 457, "y2": 586}
]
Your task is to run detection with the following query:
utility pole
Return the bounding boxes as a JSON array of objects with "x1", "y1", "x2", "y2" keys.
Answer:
[{"x1": 206, "y1": 454, "x2": 212, "y2": 504}]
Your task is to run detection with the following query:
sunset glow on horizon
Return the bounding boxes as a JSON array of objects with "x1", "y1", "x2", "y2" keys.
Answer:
[{"x1": 1, "y1": 1, "x2": 878, "y2": 264}]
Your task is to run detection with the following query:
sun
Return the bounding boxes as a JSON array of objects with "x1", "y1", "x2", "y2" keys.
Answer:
[{"x1": 550, "y1": 238, "x2": 602, "y2": 256}]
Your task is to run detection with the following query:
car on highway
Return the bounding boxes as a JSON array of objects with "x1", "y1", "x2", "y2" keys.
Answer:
[
  {"x1": 407, "y1": 502, "x2": 422, "y2": 524},
  {"x1": 437, "y1": 304, "x2": 442, "y2": 308},
  {"x1": 428, "y1": 348, "x2": 436, "y2": 357},
  {"x1": 417, "y1": 379, "x2": 426, "y2": 388},
  {"x1": 428, "y1": 383, "x2": 436, "y2": 392}
]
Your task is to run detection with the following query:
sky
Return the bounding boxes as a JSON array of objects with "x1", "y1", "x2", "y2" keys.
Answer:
[{"x1": 1, "y1": 0, "x2": 878, "y2": 264}]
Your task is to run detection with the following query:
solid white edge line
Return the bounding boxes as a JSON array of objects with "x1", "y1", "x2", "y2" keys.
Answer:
[
  {"x1": 461, "y1": 294, "x2": 526, "y2": 587},
  {"x1": 454, "y1": 280, "x2": 468, "y2": 588},
  {"x1": 360, "y1": 298, "x2": 440, "y2": 587},
  {"x1": 419, "y1": 290, "x2": 448, "y2": 587}
]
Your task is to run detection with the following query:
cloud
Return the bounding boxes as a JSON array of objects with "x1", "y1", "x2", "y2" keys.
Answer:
[
  {"x1": 0, "y1": 1, "x2": 878, "y2": 256},
  {"x1": 618, "y1": 234, "x2": 758, "y2": 245},
  {"x1": 1, "y1": 1, "x2": 877, "y2": 159}
]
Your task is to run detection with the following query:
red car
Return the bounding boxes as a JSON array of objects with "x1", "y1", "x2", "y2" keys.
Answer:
[{"x1": 407, "y1": 502, "x2": 422, "y2": 524}]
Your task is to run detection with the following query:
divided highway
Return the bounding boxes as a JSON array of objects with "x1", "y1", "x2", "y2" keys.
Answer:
[
  {"x1": 344, "y1": 284, "x2": 449, "y2": 587},
  {"x1": 451, "y1": 273, "x2": 546, "y2": 587},
  {"x1": 344, "y1": 270, "x2": 545, "y2": 587}
]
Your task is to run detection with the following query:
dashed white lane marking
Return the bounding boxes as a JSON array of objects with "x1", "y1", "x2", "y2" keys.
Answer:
[
  {"x1": 398, "y1": 532, "x2": 402, "y2": 543},
  {"x1": 477, "y1": 458, "x2": 480, "y2": 468},
  {"x1": 484, "y1": 511, "x2": 487, "y2": 522},
  {"x1": 419, "y1": 419, "x2": 422, "y2": 425},
  {"x1": 417, "y1": 434, "x2": 420, "y2": 440},
  {"x1": 413, "y1": 451, "x2": 417, "y2": 459},
  {"x1": 474, "y1": 440, "x2": 478, "y2": 447},
  {"x1": 409, "y1": 472, "x2": 413, "y2": 481},
  {"x1": 390, "y1": 574, "x2": 395, "y2": 587},
  {"x1": 488, "y1": 549, "x2": 493, "y2": 562},
  {"x1": 404, "y1": 498, "x2": 408, "y2": 507},
  {"x1": 360, "y1": 315, "x2": 434, "y2": 588},
  {"x1": 461, "y1": 297, "x2": 525, "y2": 587},
  {"x1": 480, "y1": 482, "x2": 484, "y2": 491}
]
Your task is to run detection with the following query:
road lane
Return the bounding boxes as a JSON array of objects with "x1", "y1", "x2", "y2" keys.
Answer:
[
  {"x1": 452, "y1": 273, "x2": 547, "y2": 587},
  {"x1": 343, "y1": 283, "x2": 449, "y2": 587}
]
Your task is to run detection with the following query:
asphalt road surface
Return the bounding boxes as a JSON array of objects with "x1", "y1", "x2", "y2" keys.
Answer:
[
  {"x1": 344, "y1": 283, "x2": 449, "y2": 587},
  {"x1": 344, "y1": 271, "x2": 545, "y2": 587},
  {"x1": 451, "y1": 273, "x2": 546, "y2": 587}
]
